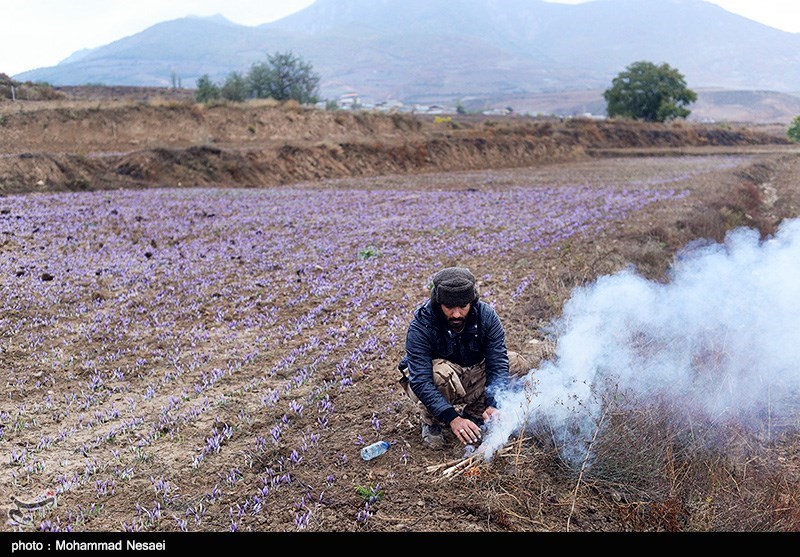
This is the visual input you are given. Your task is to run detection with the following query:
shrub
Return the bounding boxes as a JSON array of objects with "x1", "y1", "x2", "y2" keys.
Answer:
[
  {"x1": 195, "y1": 74, "x2": 220, "y2": 103},
  {"x1": 787, "y1": 116, "x2": 800, "y2": 143},
  {"x1": 220, "y1": 72, "x2": 248, "y2": 102}
]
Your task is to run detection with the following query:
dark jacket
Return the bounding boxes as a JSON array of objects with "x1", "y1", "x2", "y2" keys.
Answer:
[{"x1": 398, "y1": 300, "x2": 510, "y2": 425}]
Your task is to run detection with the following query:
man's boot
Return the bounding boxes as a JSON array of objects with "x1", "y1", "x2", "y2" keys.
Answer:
[{"x1": 421, "y1": 423, "x2": 445, "y2": 449}]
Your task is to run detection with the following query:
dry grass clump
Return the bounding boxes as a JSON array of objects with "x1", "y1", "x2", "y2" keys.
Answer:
[
  {"x1": 588, "y1": 394, "x2": 800, "y2": 531},
  {"x1": 476, "y1": 387, "x2": 800, "y2": 531}
]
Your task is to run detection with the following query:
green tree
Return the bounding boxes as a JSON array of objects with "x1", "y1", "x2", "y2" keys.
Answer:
[
  {"x1": 603, "y1": 61, "x2": 697, "y2": 122},
  {"x1": 194, "y1": 74, "x2": 220, "y2": 103},
  {"x1": 246, "y1": 51, "x2": 320, "y2": 104},
  {"x1": 220, "y1": 71, "x2": 248, "y2": 102},
  {"x1": 787, "y1": 115, "x2": 800, "y2": 142}
]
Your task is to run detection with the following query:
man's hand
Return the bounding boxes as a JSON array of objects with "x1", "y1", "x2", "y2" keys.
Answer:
[
  {"x1": 449, "y1": 415, "x2": 481, "y2": 445},
  {"x1": 482, "y1": 406, "x2": 499, "y2": 423}
]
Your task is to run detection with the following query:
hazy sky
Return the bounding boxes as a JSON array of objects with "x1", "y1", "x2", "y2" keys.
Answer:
[{"x1": 2, "y1": 0, "x2": 799, "y2": 77}]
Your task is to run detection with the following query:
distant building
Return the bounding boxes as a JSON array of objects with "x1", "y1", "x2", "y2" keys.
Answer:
[
  {"x1": 481, "y1": 107, "x2": 513, "y2": 116},
  {"x1": 408, "y1": 103, "x2": 457, "y2": 115},
  {"x1": 425, "y1": 105, "x2": 453, "y2": 115},
  {"x1": 374, "y1": 99, "x2": 404, "y2": 112},
  {"x1": 337, "y1": 92, "x2": 361, "y2": 110}
]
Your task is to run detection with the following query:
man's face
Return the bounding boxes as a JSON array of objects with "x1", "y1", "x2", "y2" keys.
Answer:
[{"x1": 441, "y1": 303, "x2": 471, "y2": 332}]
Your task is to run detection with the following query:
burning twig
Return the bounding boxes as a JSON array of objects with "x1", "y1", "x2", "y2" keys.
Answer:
[
  {"x1": 440, "y1": 454, "x2": 481, "y2": 479},
  {"x1": 425, "y1": 456, "x2": 466, "y2": 474},
  {"x1": 427, "y1": 438, "x2": 532, "y2": 481}
]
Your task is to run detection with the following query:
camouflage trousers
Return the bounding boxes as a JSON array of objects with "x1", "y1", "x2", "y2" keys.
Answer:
[{"x1": 402, "y1": 351, "x2": 530, "y2": 427}]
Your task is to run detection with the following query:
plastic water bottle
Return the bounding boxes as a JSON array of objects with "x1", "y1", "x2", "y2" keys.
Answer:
[{"x1": 361, "y1": 440, "x2": 390, "y2": 461}]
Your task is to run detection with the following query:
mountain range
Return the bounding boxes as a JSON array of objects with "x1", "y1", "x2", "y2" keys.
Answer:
[{"x1": 13, "y1": 0, "x2": 800, "y2": 117}]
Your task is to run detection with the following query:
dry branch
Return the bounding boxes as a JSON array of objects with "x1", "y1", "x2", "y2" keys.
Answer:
[{"x1": 427, "y1": 438, "x2": 532, "y2": 481}]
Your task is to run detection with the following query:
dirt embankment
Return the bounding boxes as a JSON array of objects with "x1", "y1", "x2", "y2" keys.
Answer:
[{"x1": 0, "y1": 95, "x2": 794, "y2": 195}]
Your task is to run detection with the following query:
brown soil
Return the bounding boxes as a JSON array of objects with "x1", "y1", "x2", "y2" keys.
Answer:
[
  {"x1": 2, "y1": 89, "x2": 800, "y2": 537},
  {"x1": 0, "y1": 89, "x2": 792, "y2": 196}
]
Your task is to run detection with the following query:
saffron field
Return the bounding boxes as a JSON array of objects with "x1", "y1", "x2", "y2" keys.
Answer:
[{"x1": 0, "y1": 153, "x2": 773, "y2": 532}]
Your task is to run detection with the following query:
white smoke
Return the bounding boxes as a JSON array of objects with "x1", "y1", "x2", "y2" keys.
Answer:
[{"x1": 481, "y1": 218, "x2": 800, "y2": 464}]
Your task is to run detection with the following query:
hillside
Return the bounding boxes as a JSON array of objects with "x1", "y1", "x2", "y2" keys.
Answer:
[{"x1": 13, "y1": 0, "x2": 800, "y2": 107}]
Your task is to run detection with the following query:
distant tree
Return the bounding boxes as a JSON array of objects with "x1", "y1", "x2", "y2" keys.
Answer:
[
  {"x1": 195, "y1": 74, "x2": 220, "y2": 103},
  {"x1": 246, "y1": 63, "x2": 271, "y2": 100},
  {"x1": 220, "y1": 71, "x2": 248, "y2": 102},
  {"x1": 787, "y1": 115, "x2": 800, "y2": 143},
  {"x1": 246, "y1": 51, "x2": 321, "y2": 104},
  {"x1": 604, "y1": 61, "x2": 697, "y2": 122}
]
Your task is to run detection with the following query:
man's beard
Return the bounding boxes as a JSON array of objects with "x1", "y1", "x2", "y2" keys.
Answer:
[{"x1": 448, "y1": 318, "x2": 465, "y2": 332}]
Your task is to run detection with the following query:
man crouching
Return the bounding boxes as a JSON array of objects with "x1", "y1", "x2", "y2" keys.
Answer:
[{"x1": 398, "y1": 266, "x2": 530, "y2": 449}]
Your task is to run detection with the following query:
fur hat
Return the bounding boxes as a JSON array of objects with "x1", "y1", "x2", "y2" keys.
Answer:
[{"x1": 430, "y1": 267, "x2": 479, "y2": 307}]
